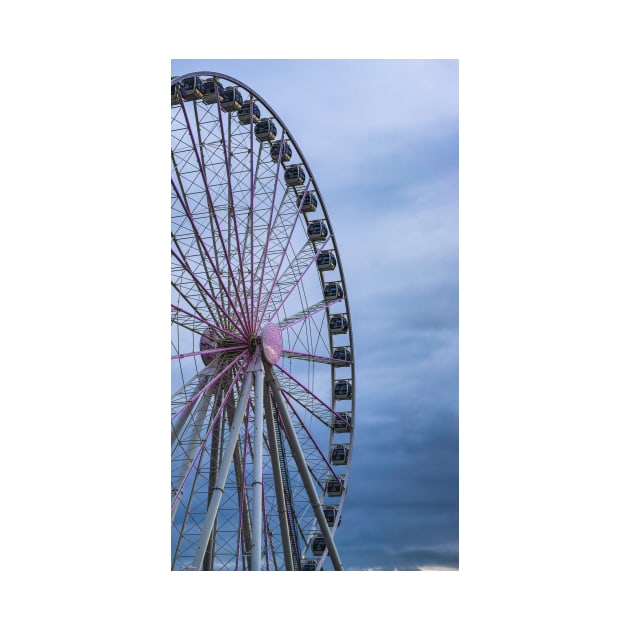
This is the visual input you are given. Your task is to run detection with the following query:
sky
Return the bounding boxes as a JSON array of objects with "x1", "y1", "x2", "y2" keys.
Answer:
[{"x1": 171, "y1": 59, "x2": 459, "y2": 570}]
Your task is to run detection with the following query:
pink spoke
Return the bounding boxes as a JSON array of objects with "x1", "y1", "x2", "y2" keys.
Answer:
[
  {"x1": 171, "y1": 180, "x2": 249, "y2": 333},
  {"x1": 256, "y1": 193, "x2": 312, "y2": 328},
  {"x1": 279, "y1": 389, "x2": 341, "y2": 482},
  {"x1": 274, "y1": 363, "x2": 349, "y2": 426},
  {"x1": 264, "y1": 237, "x2": 331, "y2": 325},
  {"x1": 172, "y1": 345, "x2": 248, "y2": 361},
  {"x1": 280, "y1": 348, "x2": 351, "y2": 366},
  {"x1": 215, "y1": 96, "x2": 252, "y2": 331},
  {"x1": 171, "y1": 359, "x2": 247, "y2": 513},
  {"x1": 171, "y1": 245, "x2": 247, "y2": 335},
  {"x1": 171, "y1": 303, "x2": 245, "y2": 343},
  {"x1": 171, "y1": 350, "x2": 246, "y2": 424},
  {"x1": 253, "y1": 132, "x2": 287, "y2": 328},
  {"x1": 174, "y1": 102, "x2": 251, "y2": 332}
]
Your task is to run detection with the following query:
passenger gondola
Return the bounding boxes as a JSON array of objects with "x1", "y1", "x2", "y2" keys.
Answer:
[
  {"x1": 221, "y1": 86, "x2": 243, "y2": 112},
  {"x1": 180, "y1": 76, "x2": 204, "y2": 101},
  {"x1": 331, "y1": 444, "x2": 349, "y2": 466},
  {"x1": 312, "y1": 535, "x2": 326, "y2": 556},
  {"x1": 333, "y1": 412, "x2": 353, "y2": 433},
  {"x1": 302, "y1": 559, "x2": 319, "y2": 571},
  {"x1": 255, "y1": 119, "x2": 277, "y2": 142},
  {"x1": 171, "y1": 80, "x2": 181, "y2": 106},
  {"x1": 332, "y1": 347, "x2": 351, "y2": 362},
  {"x1": 334, "y1": 379, "x2": 353, "y2": 400},
  {"x1": 201, "y1": 78, "x2": 225, "y2": 104},
  {"x1": 329, "y1": 314, "x2": 348, "y2": 334},
  {"x1": 324, "y1": 281, "x2": 344, "y2": 301},
  {"x1": 238, "y1": 100, "x2": 261, "y2": 125},
  {"x1": 307, "y1": 219, "x2": 328, "y2": 242},
  {"x1": 317, "y1": 250, "x2": 337, "y2": 271},
  {"x1": 270, "y1": 140, "x2": 292, "y2": 163},
  {"x1": 284, "y1": 165, "x2": 305, "y2": 186},
  {"x1": 327, "y1": 475, "x2": 345, "y2": 497},
  {"x1": 297, "y1": 191, "x2": 318, "y2": 212},
  {"x1": 323, "y1": 506, "x2": 340, "y2": 527}
]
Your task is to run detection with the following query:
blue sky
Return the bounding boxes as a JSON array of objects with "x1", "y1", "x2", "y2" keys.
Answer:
[{"x1": 172, "y1": 59, "x2": 459, "y2": 570}]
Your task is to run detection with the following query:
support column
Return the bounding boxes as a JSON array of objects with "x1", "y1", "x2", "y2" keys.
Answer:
[
  {"x1": 263, "y1": 383, "x2": 294, "y2": 570},
  {"x1": 251, "y1": 359, "x2": 264, "y2": 570},
  {"x1": 265, "y1": 364, "x2": 344, "y2": 571},
  {"x1": 191, "y1": 370, "x2": 254, "y2": 570}
]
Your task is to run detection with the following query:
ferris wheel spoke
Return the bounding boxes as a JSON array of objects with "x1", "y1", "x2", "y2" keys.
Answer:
[
  {"x1": 171, "y1": 182, "x2": 250, "y2": 333},
  {"x1": 280, "y1": 389, "x2": 341, "y2": 481},
  {"x1": 215, "y1": 96, "x2": 253, "y2": 331},
  {"x1": 252, "y1": 132, "x2": 288, "y2": 326},
  {"x1": 171, "y1": 345, "x2": 248, "y2": 362},
  {"x1": 281, "y1": 349, "x2": 351, "y2": 367},
  {"x1": 171, "y1": 230, "x2": 225, "y2": 329},
  {"x1": 171, "y1": 303, "x2": 245, "y2": 345},
  {"x1": 175, "y1": 105, "x2": 252, "y2": 333},
  {"x1": 172, "y1": 247, "x2": 247, "y2": 336},
  {"x1": 172, "y1": 362, "x2": 247, "y2": 521},
  {"x1": 277, "y1": 296, "x2": 342, "y2": 331},
  {"x1": 273, "y1": 363, "x2": 348, "y2": 429},
  {"x1": 261, "y1": 237, "x2": 331, "y2": 326},
  {"x1": 172, "y1": 350, "x2": 247, "y2": 427},
  {"x1": 266, "y1": 364, "x2": 343, "y2": 571}
]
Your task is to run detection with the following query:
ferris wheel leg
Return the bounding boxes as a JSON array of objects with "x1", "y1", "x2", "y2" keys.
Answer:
[
  {"x1": 263, "y1": 381, "x2": 295, "y2": 570},
  {"x1": 191, "y1": 370, "x2": 254, "y2": 570},
  {"x1": 171, "y1": 380, "x2": 204, "y2": 446},
  {"x1": 171, "y1": 391, "x2": 212, "y2": 523},
  {"x1": 251, "y1": 365, "x2": 265, "y2": 571},
  {"x1": 265, "y1": 365, "x2": 344, "y2": 571}
]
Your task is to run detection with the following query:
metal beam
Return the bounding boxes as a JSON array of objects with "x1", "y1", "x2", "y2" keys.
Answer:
[
  {"x1": 265, "y1": 364, "x2": 343, "y2": 571},
  {"x1": 191, "y1": 370, "x2": 254, "y2": 570},
  {"x1": 263, "y1": 381, "x2": 294, "y2": 570}
]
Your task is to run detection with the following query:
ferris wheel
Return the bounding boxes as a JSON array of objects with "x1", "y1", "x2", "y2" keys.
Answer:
[{"x1": 171, "y1": 71, "x2": 356, "y2": 571}]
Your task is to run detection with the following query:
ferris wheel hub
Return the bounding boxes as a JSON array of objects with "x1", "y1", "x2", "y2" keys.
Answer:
[{"x1": 261, "y1": 322, "x2": 282, "y2": 365}]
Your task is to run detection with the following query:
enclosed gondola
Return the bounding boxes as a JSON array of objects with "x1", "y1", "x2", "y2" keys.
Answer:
[
  {"x1": 334, "y1": 379, "x2": 353, "y2": 400},
  {"x1": 307, "y1": 219, "x2": 328, "y2": 242},
  {"x1": 317, "y1": 250, "x2": 337, "y2": 271},
  {"x1": 255, "y1": 119, "x2": 277, "y2": 142},
  {"x1": 332, "y1": 346, "x2": 351, "y2": 362},
  {"x1": 297, "y1": 191, "x2": 318, "y2": 212},
  {"x1": 284, "y1": 165, "x2": 305, "y2": 186},
  {"x1": 331, "y1": 444, "x2": 350, "y2": 466},
  {"x1": 312, "y1": 535, "x2": 326, "y2": 556},
  {"x1": 302, "y1": 560, "x2": 319, "y2": 571},
  {"x1": 180, "y1": 76, "x2": 204, "y2": 101},
  {"x1": 238, "y1": 100, "x2": 261, "y2": 125},
  {"x1": 329, "y1": 314, "x2": 349, "y2": 334},
  {"x1": 221, "y1": 86, "x2": 243, "y2": 112},
  {"x1": 323, "y1": 505, "x2": 339, "y2": 527},
  {"x1": 270, "y1": 140, "x2": 292, "y2": 163},
  {"x1": 171, "y1": 79, "x2": 181, "y2": 106},
  {"x1": 333, "y1": 412, "x2": 353, "y2": 433},
  {"x1": 201, "y1": 78, "x2": 224, "y2": 104},
  {"x1": 324, "y1": 281, "x2": 344, "y2": 302},
  {"x1": 327, "y1": 475, "x2": 345, "y2": 497}
]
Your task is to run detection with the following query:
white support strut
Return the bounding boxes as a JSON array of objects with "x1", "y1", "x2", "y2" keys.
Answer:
[
  {"x1": 191, "y1": 370, "x2": 254, "y2": 570},
  {"x1": 266, "y1": 364, "x2": 344, "y2": 571}
]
